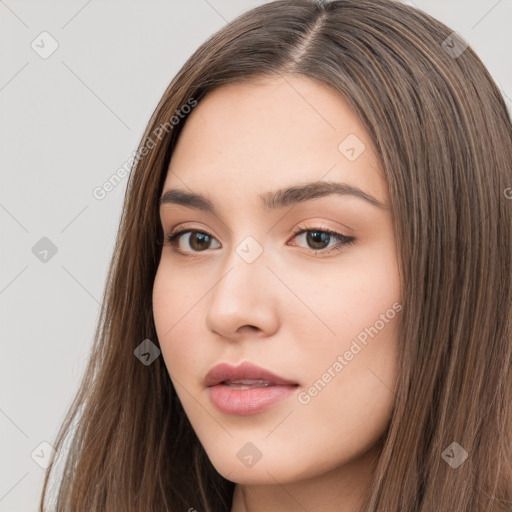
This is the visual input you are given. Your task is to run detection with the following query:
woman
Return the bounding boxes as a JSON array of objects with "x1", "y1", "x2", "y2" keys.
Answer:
[{"x1": 39, "y1": 0, "x2": 512, "y2": 511}]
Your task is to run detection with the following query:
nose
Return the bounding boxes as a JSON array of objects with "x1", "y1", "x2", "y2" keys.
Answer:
[{"x1": 204, "y1": 238, "x2": 279, "y2": 340}]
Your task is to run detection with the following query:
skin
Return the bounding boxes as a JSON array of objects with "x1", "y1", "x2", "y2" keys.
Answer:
[{"x1": 152, "y1": 75, "x2": 402, "y2": 512}]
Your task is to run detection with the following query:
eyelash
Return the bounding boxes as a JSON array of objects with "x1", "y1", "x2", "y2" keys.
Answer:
[{"x1": 165, "y1": 224, "x2": 355, "y2": 257}]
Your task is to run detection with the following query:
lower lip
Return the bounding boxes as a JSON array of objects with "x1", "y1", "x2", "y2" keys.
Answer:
[{"x1": 207, "y1": 384, "x2": 298, "y2": 416}]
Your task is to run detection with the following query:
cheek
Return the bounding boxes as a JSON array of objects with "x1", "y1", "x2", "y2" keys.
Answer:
[
  {"x1": 287, "y1": 240, "x2": 401, "y2": 418},
  {"x1": 288, "y1": 242, "x2": 401, "y2": 344},
  {"x1": 153, "y1": 265, "x2": 176, "y2": 342},
  {"x1": 288, "y1": 311, "x2": 400, "y2": 472},
  {"x1": 152, "y1": 260, "x2": 204, "y2": 331},
  {"x1": 152, "y1": 264, "x2": 198, "y2": 377}
]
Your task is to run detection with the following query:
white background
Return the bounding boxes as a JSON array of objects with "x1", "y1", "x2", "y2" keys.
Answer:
[{"x1": 1, "y1": 0, "x2": 511, "y2": 510}]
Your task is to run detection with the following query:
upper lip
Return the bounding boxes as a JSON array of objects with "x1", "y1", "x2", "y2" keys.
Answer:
[{"x1": 204, "y1": 362, "x2": 299, "y2": 387}]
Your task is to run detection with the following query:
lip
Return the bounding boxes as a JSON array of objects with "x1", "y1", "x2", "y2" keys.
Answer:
[
  {"x1": 204, "y1": 362, "x2": 298, "y2": 387},
  {"x1": 205, "y1": 362, "x2": 299, "y2": 416}
]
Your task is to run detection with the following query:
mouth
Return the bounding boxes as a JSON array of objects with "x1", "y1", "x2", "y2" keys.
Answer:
[
  {"x1": 220, "y1": 379, "x2": 281, "y2": 389},
  {"x1": 204, "y1": 361, "x2": 299, "y2": 388},
  {"x1": 205, "y1": 362, "x2": 299, "y2": 416}
]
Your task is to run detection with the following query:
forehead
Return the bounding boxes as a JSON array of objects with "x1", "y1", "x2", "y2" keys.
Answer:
[{"x1": 163, "y1": 75, "x2": 386, "y2": 202}]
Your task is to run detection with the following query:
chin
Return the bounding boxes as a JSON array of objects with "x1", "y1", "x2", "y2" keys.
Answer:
[{"x1": 205, "y1": 447, "x2": 309, "y2": 486}]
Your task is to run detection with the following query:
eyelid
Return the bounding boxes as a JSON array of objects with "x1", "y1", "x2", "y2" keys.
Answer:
[
  {"x1": 166, "y1": 221, "x2": 353, "y2": 240},
  {"x1": 168, "y1": 223, "x2": 215, "y2": 239}
]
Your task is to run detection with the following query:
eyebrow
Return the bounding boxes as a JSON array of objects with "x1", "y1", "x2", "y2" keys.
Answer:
[{"x1": 159, "y1": 180, "x2": 387, "y2": 213}]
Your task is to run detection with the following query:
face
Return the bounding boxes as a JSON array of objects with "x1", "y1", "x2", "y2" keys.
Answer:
[{"x1": 152, "y1": 75, "x2": 402, "y2": 490}]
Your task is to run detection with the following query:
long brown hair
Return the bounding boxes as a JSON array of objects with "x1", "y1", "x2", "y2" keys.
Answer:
[{"x1": 39, "y1": 0, "x2": 512, "y2": 510}]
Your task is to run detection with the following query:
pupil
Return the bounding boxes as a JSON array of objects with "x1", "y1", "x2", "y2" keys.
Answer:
[
  {"x1": 308, "y1": 231, "x2": 329, "y2": 249},
  {"x1": 191, "y1": 232, "x2": 210, "y2": 250}
]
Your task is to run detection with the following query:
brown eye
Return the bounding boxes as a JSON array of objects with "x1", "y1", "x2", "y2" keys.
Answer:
[
  {"x1": 289, "y1": 227, "x2": 356, "y2": 255},
  {"x1": 305, "y1": 230, "x2": 332, "y2": 250},
  {"x1": 167, "y1": 229, "x2": 220, "y2": 254}
]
